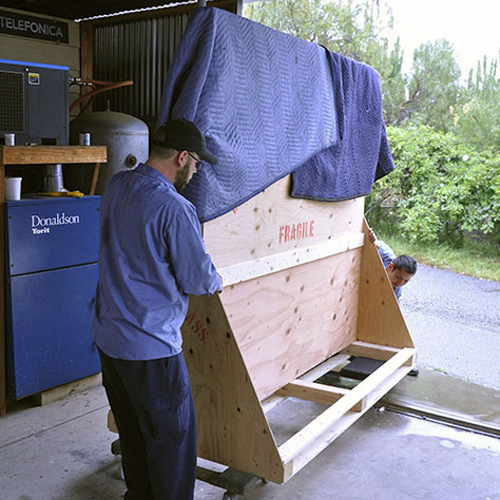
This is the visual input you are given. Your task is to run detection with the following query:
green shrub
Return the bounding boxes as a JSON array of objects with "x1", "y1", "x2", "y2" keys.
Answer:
[{"x1": 366, "y1": 125, "x2": 500, "y2": 248}]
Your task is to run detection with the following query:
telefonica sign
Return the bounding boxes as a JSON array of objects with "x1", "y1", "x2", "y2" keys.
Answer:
[{"x1": 0, "y1": 10, "x2": 69, "y2": 44}]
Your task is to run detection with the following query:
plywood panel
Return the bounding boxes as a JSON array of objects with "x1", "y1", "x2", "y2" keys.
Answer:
[
  {"x1": 218, "y1": 232, "x2": 364, "y2": 287},
  {"x1": 356, "y1": 219, "x2": 414, "y2": 348},
  {"x1": 203, "y1": 175, "x2": 364, "y2": 269},
  {"x1": 182, "y1": 294, "x2": 285, "y2": 483},
  {"x1": 219, "y1": 248, "x2": 362, "y2": 400}
]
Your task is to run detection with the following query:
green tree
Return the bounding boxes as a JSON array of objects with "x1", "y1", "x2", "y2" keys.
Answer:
[
  {"x1": 381, "y1": 36, "x2": 408, "y2": 125},
  {"x1": 403, "y1": 39, "x2": 462, "y2": 131},
  {"x1": 244, "y1": 0, "x2": 407, "y2": 124},
  {"x1": 455, "y1": 55, "x2": 500, "y2": 150},
  {"x1": 244, "y1": 0, "x2": 389, "y2": 56}
]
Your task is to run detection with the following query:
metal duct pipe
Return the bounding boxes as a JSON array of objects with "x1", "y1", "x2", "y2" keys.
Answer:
[{"x1": 44, "y1": 164, "x2": 66, "y2": 192}]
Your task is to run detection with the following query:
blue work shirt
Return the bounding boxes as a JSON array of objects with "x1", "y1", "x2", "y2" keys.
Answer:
[
  {"x1": 377, "y1": 240, "x2": 402, "y2": 301},
  {"x1": 92, "y1": 163, "x2": 222, "y2": 361}
]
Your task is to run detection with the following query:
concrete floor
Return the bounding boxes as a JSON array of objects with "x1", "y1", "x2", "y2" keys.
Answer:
[{"x1": 1, "y1": 369, "x2": 500, "y2": 500}]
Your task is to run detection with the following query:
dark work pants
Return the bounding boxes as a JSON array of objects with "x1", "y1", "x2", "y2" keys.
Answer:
[{"x1": 98, "y1": 348, "x2": 197, "y2": 500}]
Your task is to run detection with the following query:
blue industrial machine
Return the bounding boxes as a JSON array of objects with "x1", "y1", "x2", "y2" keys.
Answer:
[
  {"x1": 4, "y1": 196, "x2": 101, "y2": 399},
  {"x1": 0, "y1": 58, "x2": 69, "y2": 145}
]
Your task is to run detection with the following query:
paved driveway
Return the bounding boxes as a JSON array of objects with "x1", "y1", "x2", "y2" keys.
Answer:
[{"x1": 399, "y1": 264, "x2": 500, "y2": 390}]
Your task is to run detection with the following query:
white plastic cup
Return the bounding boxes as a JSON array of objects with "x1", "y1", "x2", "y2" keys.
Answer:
[
  {"x1": 5, "y1": 177, "x2": 22, "y2": 201},
  {"x1": 4, "y1": 133, "x2": 15, "y2": 146},
  {"x1": 79, "y1": 132, "x2": 91, "y2": 146}
]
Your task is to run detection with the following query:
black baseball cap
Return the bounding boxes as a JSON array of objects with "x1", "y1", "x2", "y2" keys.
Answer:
[{"x1": 152, "y1": 119, "x2": 218, "y2": 164}]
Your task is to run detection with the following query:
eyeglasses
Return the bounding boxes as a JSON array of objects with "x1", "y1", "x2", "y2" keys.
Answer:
[{"x1": 187, "y1": 152, "x2": 203, "y2": 169}]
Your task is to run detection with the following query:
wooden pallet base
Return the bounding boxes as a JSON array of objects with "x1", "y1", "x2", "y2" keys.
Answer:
[
  {"x1": 192, "y1": 341, "x2": 416, "y2": 489},
  {"x1": 260, "y1": 341, "x2": 416, "y2": 482},
  {"x1": 109, "y1": 341, "x2": 415, "y2": 486}
]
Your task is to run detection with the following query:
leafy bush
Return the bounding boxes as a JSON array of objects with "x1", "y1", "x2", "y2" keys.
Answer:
[{"x1": 366, "y1": 125, "x2": 500, "y2": 248}]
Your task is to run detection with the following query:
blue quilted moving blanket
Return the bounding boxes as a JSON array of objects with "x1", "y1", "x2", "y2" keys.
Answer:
[
  {"x1": 158, "y1": 7, "x2": 394, "y2": 222},
  {"x1": 157, "y1": 7, "x2": 339, "y2": 222},
  {"x1": 291, "y1": 51, "x2": 395, "y2": 201}
]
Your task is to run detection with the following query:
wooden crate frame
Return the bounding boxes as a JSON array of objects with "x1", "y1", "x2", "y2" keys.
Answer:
[{"x1": 181, "y1": 176, "x2": 415, "y2": 484}]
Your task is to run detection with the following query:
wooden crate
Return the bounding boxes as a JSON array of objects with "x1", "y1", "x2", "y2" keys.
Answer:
[{"x1": 181, "y1": 175, "x2": 415, "y2": 484}]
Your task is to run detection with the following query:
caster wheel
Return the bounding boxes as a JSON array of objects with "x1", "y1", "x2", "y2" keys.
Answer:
[
  {"x1": 111, "y1": 439, "x2": 121, "y2": 455},
  {"x1": 222, "y1": 492, "x2": 239, "y2": 500}
]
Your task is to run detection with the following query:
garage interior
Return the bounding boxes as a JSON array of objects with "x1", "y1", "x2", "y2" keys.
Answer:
[{"x1": 1, "y1": 1, "x2": 500, "y2": 499}]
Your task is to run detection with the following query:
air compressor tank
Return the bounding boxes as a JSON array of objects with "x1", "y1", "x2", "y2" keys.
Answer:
[{"x1": 67, "y1": 110, "x2": 149, "y2": 194}]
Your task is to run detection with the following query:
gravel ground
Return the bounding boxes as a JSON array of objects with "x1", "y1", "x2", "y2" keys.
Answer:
[{"x1": 399, "y1": 264, "x2": 500, "y2": 390}]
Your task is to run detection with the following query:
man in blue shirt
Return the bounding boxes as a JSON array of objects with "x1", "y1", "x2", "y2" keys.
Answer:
[
  {"x1": 368, "y1": 228, "x2": 417, "y2": 301},
  {"x1": 92, "y1": 119, "x2": 222, "y2": 500}
]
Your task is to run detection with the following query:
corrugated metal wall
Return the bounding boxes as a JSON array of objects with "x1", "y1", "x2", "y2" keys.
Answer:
[{"x1": 92, "y1": 12, "x2": 190, "y2": 123}]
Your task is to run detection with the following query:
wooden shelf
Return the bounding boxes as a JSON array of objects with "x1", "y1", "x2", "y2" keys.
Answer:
[
  {"x1": 0, "y1": 145, "x2": 107, "y2": 166},
  {"x1": 0, "y1": 145, "x2": 107, "y2": 416}
]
